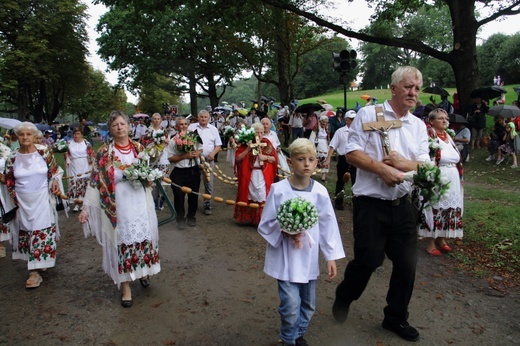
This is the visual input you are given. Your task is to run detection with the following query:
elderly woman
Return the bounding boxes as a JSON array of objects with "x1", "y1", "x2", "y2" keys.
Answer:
[
  {"x1": 0, "y1": 122, "x2": 64, "y2": 288},
  {"x1": 418, "y1": 108, "x2": 464, "y2": 256},
  {"x1": 65, "y1": 127, "x2": 94, "y2": 212},
  {"x1": 141, "y1": 113, "x2": 170, "y2": 210},
  {"x1": 79, "y1": 111, "x2": 160, "y2": 308},
  {"x1": 234, "y1": 123, "x2": 277, "y2": 225}
]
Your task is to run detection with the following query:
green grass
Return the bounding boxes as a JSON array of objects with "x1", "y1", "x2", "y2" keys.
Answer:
[{"x1": 298, "y1": 85, "x2": 520, "y2": 111}]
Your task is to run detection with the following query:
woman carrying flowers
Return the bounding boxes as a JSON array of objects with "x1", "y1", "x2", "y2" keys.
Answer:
[
  {"x1": 141, "y1": 113, "x2": 170, "y2": 209},
  {"x1": 79, "y1": 111, "x2": 161, "y2": 308},
  {"x1": 64, "y1": 127, "x2": 94, "y2": 212},
  {"x1": 419, "y1": 108, "x2": 463, "y2": 256},
  {"x1": 234, "y1": 123, "x2": 277, "y2": 225}
]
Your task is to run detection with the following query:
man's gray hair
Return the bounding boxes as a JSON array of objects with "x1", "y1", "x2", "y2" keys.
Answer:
[{"x1": 391, "y1": 66, "x2": 423, "y2": 87}]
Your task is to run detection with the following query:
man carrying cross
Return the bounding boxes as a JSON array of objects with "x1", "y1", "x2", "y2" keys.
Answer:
[{"x1": 332, "y1": 66, "x2": 430, "y2": 342}]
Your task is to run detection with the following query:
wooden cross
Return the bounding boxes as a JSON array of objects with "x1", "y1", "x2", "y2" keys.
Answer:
[
  {"x1": 362, "y1": 106, "x2": 402, "y2": 155},
  {"x1": 249, "y1": 135, "x2": 267, "y2": 165}
]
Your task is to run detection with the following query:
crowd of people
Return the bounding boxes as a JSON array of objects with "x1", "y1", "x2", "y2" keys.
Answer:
[{"x1": 5, "y1": 64, "x2": 517, "y2": 345}]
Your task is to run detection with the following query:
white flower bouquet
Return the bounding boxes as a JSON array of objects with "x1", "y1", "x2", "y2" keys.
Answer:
[
  {"x1": 277, "y1": 197, "x2": 319, "y2": 249},
  {"x1": 428, "y1": 137, "x2": 441, "y2": 160},
  {"x1": 153, "y1": 130, "x2": 166, "y2": 145},
  {"x1": 222, "y1": 125, "x2": 235, "y2": 139},
  {"x1": 235, "y1": 127, "x2": 255, "y2": 145},
  {"x1": 115, "y1": 151, "x2": 164, "y2": 189},
  {"x1": 403, "y1": 161, "x2": 450, "y2": 210},
  {"x1": 53, "y1": 139, "x2": 69, "y2": 153}
]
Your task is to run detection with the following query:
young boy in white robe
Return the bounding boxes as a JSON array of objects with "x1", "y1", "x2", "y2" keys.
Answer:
[{"x1": 258, "y1": 138, "x2": 345, "y2": 346}]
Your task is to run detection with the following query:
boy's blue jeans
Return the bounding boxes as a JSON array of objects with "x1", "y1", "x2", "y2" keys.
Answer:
[{"x1": 277, "y1": 280, "x2": 316, "y2": 345}]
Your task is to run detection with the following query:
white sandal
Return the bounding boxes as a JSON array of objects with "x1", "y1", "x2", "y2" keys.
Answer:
[{"x1": 26, "y1": 271, "x2": 43, "y2": 288}]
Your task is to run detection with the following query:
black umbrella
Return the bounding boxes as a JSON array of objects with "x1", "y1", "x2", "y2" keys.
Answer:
[
  {"x1": 448, "y1": 113, "x2": 468, "y2": 124},
  {"x1": 261, "y1": 96, "x2": 269, "y2": 102},
  {"x1": 514, "y1": 87, "x2": 520, "y2": 95},
  {"x1": 422, "y1": 86, "x2": 450, "y2": 97},
  {"x1": 249, "y1": 99, "x2": 258, "y2": 104},
  {"x1": 470, "y1": 86, "x2": 507, "y2": 100},
  {"x1": 294, "y1": 103, "x2": 324, "y2": 114},
  {"x1": 487, "y1": 105, "x2": 520, "y2": 118},
  {"x1": 269, "y1": 96, "x2": 276, "y2": 102}
]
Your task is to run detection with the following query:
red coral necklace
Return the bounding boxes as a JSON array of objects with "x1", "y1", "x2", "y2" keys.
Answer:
[
  {"x1": 437, "y1": 131, "x2": 448, "y2": 142},
  {"x1": 114, "y1": 142, "x2": 133, "y2": 154}
]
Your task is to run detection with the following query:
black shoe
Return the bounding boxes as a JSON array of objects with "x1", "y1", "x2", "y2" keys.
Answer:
[
  {"x1": 177, "y1": 221, "x2": 186, "y2": 230},
  {"x1": 332, "y1": 299, "x2": 351, "y2": 323},
  {"x1": 139, "y1": 276, "x2": 150, "y2": 288},
  {"x1": 187, "y1": 219, "x2": 196, "y2": 227},
  {"x1": 121, "y1": 295, "x2": 133, "y2": 308},
  {"x1": 335, "y1": 204, "x2": 344, "y2": 211},
  {"x1": 295, "y1": 336, "x2": 309, "y2": 346},
  {"x1": 382, "y1": 319, "x2": 419, "y2": 342}
]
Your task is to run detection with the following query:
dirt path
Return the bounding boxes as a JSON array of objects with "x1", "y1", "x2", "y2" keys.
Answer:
[{"x1": 1, "y1": 162, "x2": 519, "y2": 345}]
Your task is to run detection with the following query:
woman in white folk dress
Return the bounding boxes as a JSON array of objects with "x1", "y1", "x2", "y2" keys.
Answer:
[
  {"x1": 79, "y1": 111, "x2": 160, "y2": 308},
  {"x1": 65, "y1": 127, "x2": 94, "y2": 212},
  {"x1": 0, "y1": 122, "x2": 64, "y2": 288}
]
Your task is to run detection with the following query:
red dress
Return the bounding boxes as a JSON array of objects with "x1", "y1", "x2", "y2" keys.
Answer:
[{"x1": 233, "y1": 138, "x2": 277, "y2": 225}]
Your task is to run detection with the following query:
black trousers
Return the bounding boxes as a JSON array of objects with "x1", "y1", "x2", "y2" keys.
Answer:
[
  {"x1": 170, "y1": 166, "x2": 200, "y2": 222},
  {"x1": 335, "y1": 195, "x2": 418, "y2": 323},
  {"x1": 334, "y1": 155, "x2": 357, "y2": 207}
]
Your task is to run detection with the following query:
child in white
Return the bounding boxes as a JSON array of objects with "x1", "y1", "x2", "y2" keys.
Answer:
[{"x1": 258, "y1": 138, "x2": 345, "y2": 346}]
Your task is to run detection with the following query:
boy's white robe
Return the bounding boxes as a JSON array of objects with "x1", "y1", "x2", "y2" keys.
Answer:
[{"x1": 258, "y1": 179, "x2": 345, "y2": 283}]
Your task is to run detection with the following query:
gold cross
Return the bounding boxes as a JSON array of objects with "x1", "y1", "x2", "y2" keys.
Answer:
[
  {"x1": 362, "y1": 106, "x2": 402, "y2": 156},
  {"x1": 249, "y1": 135, "x2": 267, "y2": 165}
]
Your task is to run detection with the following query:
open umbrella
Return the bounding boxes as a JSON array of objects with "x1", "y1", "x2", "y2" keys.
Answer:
[
  {"x1": 422, "y1": 86, "x2": 450, "y2": 97},
  {"x1": 322, "y1": 104, "x2": 334, "y2": 111},
  {"x1": 236, "y1": 108, "x2": 248, "y2": 116},
  {"x1": 470, "y1": 86, "x2": 507, "y2": 100},
  {"x1": 271, "y1": 103, "x2": 281, "y2": 109},
  {"x1": 360, "y1": 94, "x2": 371, "y2": 100},
  {"x1": 487, "y1": 105, "x2": 520, "y2": 118},
  {"x1": 133, "y1": 113, "x2": 149, "y2": 119},
  {"x1": 513, "y1": 87, "x2": 520, "y2": 94},
  {"x1": 294, "y1": 103, "x2": 324, "y2": 114},
  {"x1": 448, "y1": 113, "x2": 468, "y2": 124},
  {"x1": 214, "y1": 106, "x2": 232, "y2": 113},
  {"x1": 0, "y1": 118, "x2": 21, "y2": 130},
  {"x1": 35, "y1": 123, "x2": 53, "y2": 132}
]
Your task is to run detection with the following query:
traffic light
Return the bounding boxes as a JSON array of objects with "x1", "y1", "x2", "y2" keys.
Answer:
[{"x1": 332, "y1": 49, "x2": 357, "y2": 73}]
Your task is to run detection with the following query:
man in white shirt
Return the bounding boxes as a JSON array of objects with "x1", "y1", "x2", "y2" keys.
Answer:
[
  {"x1": 167, "y1": 117, "x2": 203, "y2": 229},
  {"x1": 188, "y1": 110, "x2": 222, "y2": 215},
  {"x1": 324, "y1": 110, "x2": 357, "y2": 210},
  {"x1": 131, "y1": 119, "x2": 147, "y2": 141},
  {"x1": 332, "y1": 66, "x2": 429, "y2": 343}
]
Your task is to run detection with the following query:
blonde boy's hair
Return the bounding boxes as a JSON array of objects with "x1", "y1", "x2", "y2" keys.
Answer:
[{"x1": 288, "y1": 138, "x2": 316, "y2": 158}]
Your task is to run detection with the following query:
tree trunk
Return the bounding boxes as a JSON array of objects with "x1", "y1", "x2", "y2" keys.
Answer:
[
  {"x1": 274, "y1": 13, "x2": 291, "y2": 106},
  {"x1": 188, "y1": 70, "x2": 198, "y2": 117},
  {"x1": 447, "y1": 0, "x2": 480, "y2": 117}
]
